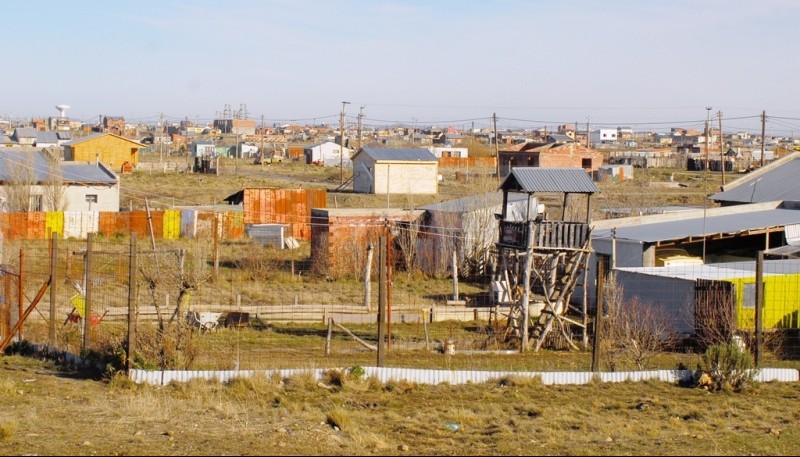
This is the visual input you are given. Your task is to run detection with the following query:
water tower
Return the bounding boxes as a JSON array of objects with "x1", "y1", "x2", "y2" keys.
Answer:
[{"x1": 55, "y1": 104, "x2": 70, "y2": 118}]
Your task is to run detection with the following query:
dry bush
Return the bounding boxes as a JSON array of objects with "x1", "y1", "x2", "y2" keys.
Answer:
[
  {"x1": 699, "y1": 341, "x2": 757, "y2": 391},
  {"x1": 325, "y1": 407, "x2": 352, "y2": 431},
  {"x1": 0, "y1": 420, "x2": 18, "y2": 442},
  {"x1": 603, "y1": 275, "x2": 676, "y2": 371}
]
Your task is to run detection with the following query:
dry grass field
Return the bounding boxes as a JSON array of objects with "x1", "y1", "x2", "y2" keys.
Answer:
[{"x1": 1, "y1": 355, "x2": 800, "y2": 456}]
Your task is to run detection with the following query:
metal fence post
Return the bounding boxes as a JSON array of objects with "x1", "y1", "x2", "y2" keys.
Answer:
[{"x1": 127, "y1": 233, "x2": 138, "y2": 371}]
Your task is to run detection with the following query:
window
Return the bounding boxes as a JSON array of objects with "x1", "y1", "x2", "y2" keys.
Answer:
[
  {"x1": 29, "y1": 195, "x2": 42, "y2": 212},
  {"x1": 582, "y1": 158, "x2": 593, "y2": 169},
  {"x1": 85, "y1": 194, "x2": 98, "y2": 204}
]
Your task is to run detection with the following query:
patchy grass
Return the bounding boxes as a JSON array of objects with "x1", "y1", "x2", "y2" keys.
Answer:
[{"x1": 1, "y1": 356, "x2": 800, "y2": 455}]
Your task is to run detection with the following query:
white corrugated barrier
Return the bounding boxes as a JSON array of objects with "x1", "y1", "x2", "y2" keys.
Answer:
[
  {"x1": 127, "y1": 366, "x2": 800, "y2": 387},
  {"x1": 19, "y1": 343, "x2": 800, "y2": 387}
]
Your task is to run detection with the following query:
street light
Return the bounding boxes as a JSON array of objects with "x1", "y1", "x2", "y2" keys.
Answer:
[{"x1": 340, "y1": 101, "x2": 350, "y2": 184}]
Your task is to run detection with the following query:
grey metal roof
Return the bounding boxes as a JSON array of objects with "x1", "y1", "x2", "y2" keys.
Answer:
[
  {"x1": 35, "y1": 131, "x2": 59, "y2": 144},
  {"x1": 711, "y1": 153, "x2": 800, "y2": 204},
  {"x1": 62, "y1": 132, "x2": 104, "y2": 145},
  {"x1": 594, "y1": 207, "x2": 800, "y2": 243},
  {"x1": 357, "y1": 147, "x2": 438, "y2": 162},
  {"x1": 420, "y1": 192, "x2": 527, "y2": 213},
  {"x1": 0, "y1": 148, "x2": 116, "y2": 184},
  {"x1": 617, "y1": 259, "x2": 800, "y2": 281},
  {"x1": 13, "y1": 128, "x2": 37, "y2": 139},
  {"x1": 499, "y1": 167, "x2": 598, "y2": 194}
]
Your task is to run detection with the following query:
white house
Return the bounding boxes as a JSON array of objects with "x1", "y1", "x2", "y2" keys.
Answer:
[
  {"x1": 589, "y1": 128, "x2": 618, "y2": 145},
  {"x1": 303, "y1": 141, "x2": 352, "y2": 166},
  {"x1": 0, "y1": 149, "x2": 119, "y2": 212},
  {"x1": 351, "y1": 147, "x2": 438, "y2": 194}
]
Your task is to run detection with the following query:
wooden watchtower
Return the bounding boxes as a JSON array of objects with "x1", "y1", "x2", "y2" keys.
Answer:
[{"x1": 495, "y1": 168, "x2": 598, "y2": 351}]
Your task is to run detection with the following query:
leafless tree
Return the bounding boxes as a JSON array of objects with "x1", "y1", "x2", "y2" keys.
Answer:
[
  {"x1": 136, "y1": 243, "x2": 211, "y2": 369},
  {"x1": 4, "y1": 154, "x2": 36, "y2": 212},
  {"x1": 42, "y1": 152, "x2": 66, "y2": 211},
  {"x1": 693, "y1": 279, "x2": 737, "y2": 349},
  {"x1": 602, "y1": 274, "x2": 677, "y2": 370}
]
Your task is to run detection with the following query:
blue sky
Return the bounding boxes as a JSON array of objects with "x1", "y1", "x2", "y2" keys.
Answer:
[{"x1": 2, "y1": 0, "x2": 799, "y2": 134}]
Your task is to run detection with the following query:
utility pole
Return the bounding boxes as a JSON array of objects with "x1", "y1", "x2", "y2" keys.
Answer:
[
  {"x1": 586, "y1": 117, "x2": 590, "y2": 148},
  {"x1": 493, "y1": 113, "x2": 500, "y2": 178},
  {"x1": 705, "y1": 107, "x2": 712, "y2": 173},
  {"x1": 357, "y1": 106, "x2": 364, "y2": 151},
  {"x1": 340, "y1": 101, "x2": 350, "y2": 184},
  {"x1": 159, "y1": 113, "x2": 164, "y2": 163},
  {"x1": 718, "y1": 111, "x2": 725, "y2": 185},
  {"x1": 760, "y1": 110, "x2": 767, "y2": 168},
  {"x1": 260, "y1": 114, "x2": 265, "y2": 162}
]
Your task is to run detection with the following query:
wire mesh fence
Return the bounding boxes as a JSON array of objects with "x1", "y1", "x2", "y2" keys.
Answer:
[{"x1": 2, "y1": 232, "x2": 799, "y2": 375}]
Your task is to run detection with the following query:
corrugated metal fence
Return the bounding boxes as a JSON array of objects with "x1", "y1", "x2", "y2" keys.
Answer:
[{"x1": 0, "y1": 210, "x2": 245, "y2": 241}]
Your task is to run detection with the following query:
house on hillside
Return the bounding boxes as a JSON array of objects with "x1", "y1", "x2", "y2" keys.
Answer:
[
  {"x1": 62, "y1": 132, "x2": 145, "y2": 171},
  {"x1": 0, "y1": 148, "x2": 119, "y2": 212},
  {"x1": 498, "y1": 142, "x2": 603, "y2": 177},
  {"x1": 351, "y1": 147, "x2": 439, "y2": 194},
  {"x1": 711, "y1": 152, "x2": 800, "y2": 206},
  {"x1": 303, "y1": 141, "x2": 352, "y2": 166}
]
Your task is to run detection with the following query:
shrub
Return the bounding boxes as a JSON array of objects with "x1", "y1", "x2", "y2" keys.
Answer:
[{"x1": 699, "y1": 341, "x2": 758, "y2": 391}]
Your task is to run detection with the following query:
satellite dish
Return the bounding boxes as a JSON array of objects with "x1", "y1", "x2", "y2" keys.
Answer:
[{"x1": 55, "y1": 105, "x2": 70, "y2": 117}]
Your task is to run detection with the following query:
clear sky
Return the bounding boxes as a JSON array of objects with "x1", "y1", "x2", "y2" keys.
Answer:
[{"x1": 2, "y1": 0, "x2": 799, "y2": 134}]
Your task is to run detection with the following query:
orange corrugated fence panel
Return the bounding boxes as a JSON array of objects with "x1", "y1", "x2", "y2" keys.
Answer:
[
  {"x1": 28, "y1": 212, "x2": 47, "y2": 239},
  {"x1": 127, "y1": 211, "x2": 149, "y2": 237},
  {"x1": 223, "y1": 211, "x2": 244, "y2": 239},
  {"x1": 99, "y1": 212, "x2": 118, "y2": 237},
  {"x1": 150, "y1": 211, "x2": 164, "y2": 239},
  {"x1": 196, "y1": 211, "x2": 216, "y2": 238},
  {"x1": 8, "y1": 213, "x2": 27, "y2": 240}
]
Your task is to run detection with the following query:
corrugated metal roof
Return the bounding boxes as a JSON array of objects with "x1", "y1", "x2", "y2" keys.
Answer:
[
  {"x1": 357, "y1": 147, "x2": 438, "y2": 162},
  {"x1": 617, "y1": 259, "x2": 800, "y2": 281},
  {"x1": 595, "y1": 207, "x2": 800, "y2": 243},
  {"x1": 62, "y1": 132, "x2": 104, "y2": 145},
  {"x1": 0, "y1": 148, "x2": 117, "y2": 184},
  {"x1": 421, "y1": 192, "x2": 527, "y2": 213},
  {"x1": 62, "y1": 132, "x2": 144, "y2": 146},
  {"x1": 35, "y1": 131, "x2": 59, "y2": 144},
  {"x1": 13, "y1": 127, "x2": 37, "y2": 139},
  {"x1": 711, "y1": 153, "x2": 800, "y2": 204},
  {"x1": 499, "y1": 167, "x2": 598, "y2": 194}
]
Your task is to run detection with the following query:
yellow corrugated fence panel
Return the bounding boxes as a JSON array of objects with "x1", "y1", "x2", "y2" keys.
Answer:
[
  {"x1": 163, "y1": 210, "x2": 181, "y2": 240},
  {"x1": 45, "y1": 211, "x2": 65, "y2": 239}
]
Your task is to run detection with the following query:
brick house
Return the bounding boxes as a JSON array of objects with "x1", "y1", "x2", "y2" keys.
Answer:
[{"x1": 498, "y1": 142, "x2": 603, "y2": 177}]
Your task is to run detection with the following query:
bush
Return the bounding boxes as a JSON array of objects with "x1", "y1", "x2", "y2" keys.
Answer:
[{"x1": 698, "y1": 341, "x2": 758, "y2": 391}]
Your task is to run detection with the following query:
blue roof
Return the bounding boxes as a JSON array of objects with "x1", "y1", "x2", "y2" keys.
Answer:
[{"x1": 357, "y1": 147, "x2": 438, "y2": 162}]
